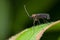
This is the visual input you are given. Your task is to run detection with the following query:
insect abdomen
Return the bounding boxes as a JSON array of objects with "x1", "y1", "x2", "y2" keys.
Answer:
[{"x1": 36, "y1": 14, "x2": 50, "y2": 19}]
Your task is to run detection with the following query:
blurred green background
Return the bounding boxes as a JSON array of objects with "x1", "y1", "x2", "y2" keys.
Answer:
[{"x1": 0, "y1": 0, "x2": 60, "y2": 40}]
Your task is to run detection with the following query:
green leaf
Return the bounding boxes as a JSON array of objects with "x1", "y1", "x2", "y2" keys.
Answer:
[{"x1": 9, "y1": 20, "x2": 60, "y2": 40}]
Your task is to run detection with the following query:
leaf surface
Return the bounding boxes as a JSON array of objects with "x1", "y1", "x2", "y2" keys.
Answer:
[{"x1": 9, "y1": 20, "x2": 60, "y2": 40}]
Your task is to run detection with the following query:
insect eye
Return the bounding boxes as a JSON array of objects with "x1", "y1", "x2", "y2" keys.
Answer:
[{"x1": 35, "y1": 16, "x2": 36, "y2": 17}]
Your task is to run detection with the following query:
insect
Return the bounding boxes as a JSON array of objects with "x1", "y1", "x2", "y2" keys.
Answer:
[{"x1": 24, "y1": 5, "x2": 50, "y2": 25}]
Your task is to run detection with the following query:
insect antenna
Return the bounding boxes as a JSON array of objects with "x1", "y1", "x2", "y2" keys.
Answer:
[{"x1": 24, "y1": 5, "x2": 30, "y2": 17}]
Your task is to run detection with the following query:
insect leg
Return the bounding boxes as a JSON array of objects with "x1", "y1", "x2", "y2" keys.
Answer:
[
  {"x1": 33, "y1": 20, "x2": 35, "y2": 26},
  {"x1": 37, "y1": 19, "x2": 40, "y2": 25},
  {"x1": 42, "y1": 18, "x2": 48, "y2": 23}
]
